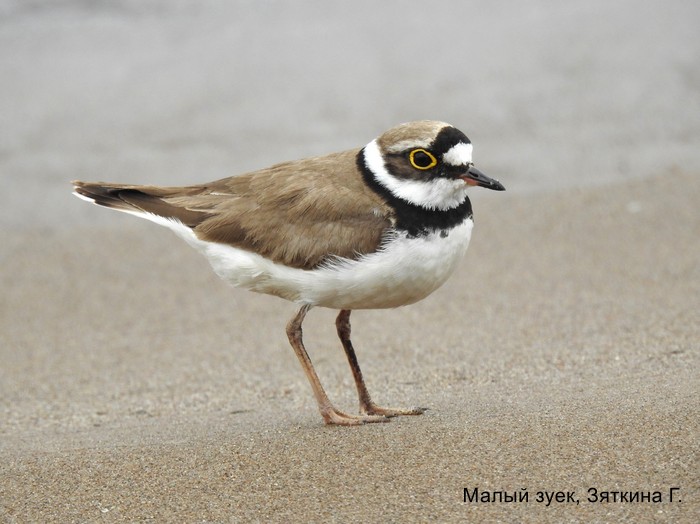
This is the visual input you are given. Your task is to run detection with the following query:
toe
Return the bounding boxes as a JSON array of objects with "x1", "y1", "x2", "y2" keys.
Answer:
[
  {"x1": 361, "y1": 404, "x2": 428, "y2": 417},
  {"x1": 322, "y1": 408, "x2": 390, "y2": 426}
]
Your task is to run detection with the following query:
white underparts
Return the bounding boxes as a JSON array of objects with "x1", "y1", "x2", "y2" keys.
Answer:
[
  {"x1": 74, "y1": 174, "x2": 474, "y2": 310},
  {"x1": 196, "y1": 219, "x2": 474, "y2": 310},
  {"x1": 363, "y1": 139, "x2": 470, "y2": 211}
]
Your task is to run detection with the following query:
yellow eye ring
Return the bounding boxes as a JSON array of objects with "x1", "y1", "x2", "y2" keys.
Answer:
[{"x1": 409, "y1": 148, "x2": 438, "y2": 170}]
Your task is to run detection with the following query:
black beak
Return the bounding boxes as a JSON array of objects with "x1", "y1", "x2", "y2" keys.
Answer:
[{"x1": 461, "y1": 166, "x2": 505, "y2": 191}]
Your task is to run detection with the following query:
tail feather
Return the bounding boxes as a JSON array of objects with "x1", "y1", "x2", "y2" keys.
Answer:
[
  {"x1": 72, "y1": 181, "x2": 208, "y2": 227},
  {"x1": 72, "y1": 181, "x2": 135, "y2": 211}
]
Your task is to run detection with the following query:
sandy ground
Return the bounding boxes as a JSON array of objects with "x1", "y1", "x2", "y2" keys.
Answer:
[
  {"x1": 2, "y1": 1, "x2": 699, "y2": 522},
  {"x1": 2, "y1": 172, "x2": 698, "y2": 522}
]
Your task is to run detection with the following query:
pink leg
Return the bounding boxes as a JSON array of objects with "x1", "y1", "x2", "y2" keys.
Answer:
[
  {"x1": 336, "y1": 309, "x2": 427, "y2": 417},
  {"x1": 286, "y1": 305, "x2": 389, "y2": 425}
]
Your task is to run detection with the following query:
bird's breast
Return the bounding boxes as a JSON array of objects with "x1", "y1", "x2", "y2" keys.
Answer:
[
  {"x1": 194, "y1": 218, "x2": 474, "y2": 310},
  {"x1": 299, "y1": 218, "x2": 475, "y2": 309}
]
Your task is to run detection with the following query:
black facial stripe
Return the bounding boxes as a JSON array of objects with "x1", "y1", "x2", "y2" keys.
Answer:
[
  {"x1": 429, "y1": 126, "x2": 471, "y2": 156},
  {"x1": 387, "y1": 126, "x2": 472, "y2": 181},
  {"x1": 357, "y1": 149, "x2": 473, "y2": 237}
]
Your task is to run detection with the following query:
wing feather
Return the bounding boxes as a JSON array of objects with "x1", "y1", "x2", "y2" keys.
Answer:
[
  {"x1": 74, "y1": 149, "x2": 394, "y2": 270},
  {"x1": 193, "y1": 150, "x2": 393, "y2": 269}
]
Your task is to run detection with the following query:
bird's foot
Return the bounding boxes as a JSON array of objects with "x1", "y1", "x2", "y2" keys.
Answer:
[
  {"x1": 361, "y1": 402, "x2": 428, "y2": 418},
  {"x1": 321, "y1": 406, "x2": 390, "y2": 426}
]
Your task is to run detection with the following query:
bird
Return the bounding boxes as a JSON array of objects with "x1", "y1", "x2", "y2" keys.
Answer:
[{"x1": 72, "y1": 120, "x2": 505, "y2": 426}]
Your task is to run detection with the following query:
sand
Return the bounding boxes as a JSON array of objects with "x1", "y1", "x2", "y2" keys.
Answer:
[
  {"x1": 2, "y1": 1, "x2": 699, "y2": 521},
  {"x1": 1, "y1": 171, "x2": 698, "y2": 522}
]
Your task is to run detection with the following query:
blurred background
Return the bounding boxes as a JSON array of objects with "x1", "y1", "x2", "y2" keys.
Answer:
[{"x1": 1, "y1": 0, "x2": 699, "y2": 229}]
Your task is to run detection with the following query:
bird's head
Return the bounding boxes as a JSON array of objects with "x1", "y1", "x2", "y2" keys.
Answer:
[{"x1": 361, "y1": 120, "x2": 504, "y2": 211}]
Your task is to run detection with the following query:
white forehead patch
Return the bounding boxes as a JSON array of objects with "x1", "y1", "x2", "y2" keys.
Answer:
[{"x1": 442, "y1": 142, "x2": 473, "y2": 166}]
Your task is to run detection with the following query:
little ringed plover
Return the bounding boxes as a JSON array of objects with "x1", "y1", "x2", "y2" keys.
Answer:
[{"x1": 73, "y1": 120, "x2": 505, "y2": 426}]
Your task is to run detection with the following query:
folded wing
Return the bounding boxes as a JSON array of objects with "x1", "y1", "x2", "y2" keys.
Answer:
[{"x1": 73, "y1": 150, "x2": 394, "y2": 270}]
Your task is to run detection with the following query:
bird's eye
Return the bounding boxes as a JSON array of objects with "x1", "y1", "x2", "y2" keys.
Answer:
[{"x1": 409, "y1": 148, "x2": 437, "y2": 170}]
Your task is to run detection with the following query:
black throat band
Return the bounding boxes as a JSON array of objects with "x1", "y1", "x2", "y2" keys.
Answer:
[{"x1": 357, "y1": 148, "x2": 473, "y2": 237}]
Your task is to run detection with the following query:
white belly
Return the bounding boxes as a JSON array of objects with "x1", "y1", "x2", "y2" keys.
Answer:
[{"x1": 193, "y1": 219, "x2": 474, "y2": 310}]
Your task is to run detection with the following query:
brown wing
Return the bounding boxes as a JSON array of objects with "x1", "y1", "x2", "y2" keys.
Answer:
[
  {"x1": 192, "y1": 149, "x2": 394, "y2": 269},
  {"x1": 74, "y1": 149, "x2": 394, "y2": 270}
]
